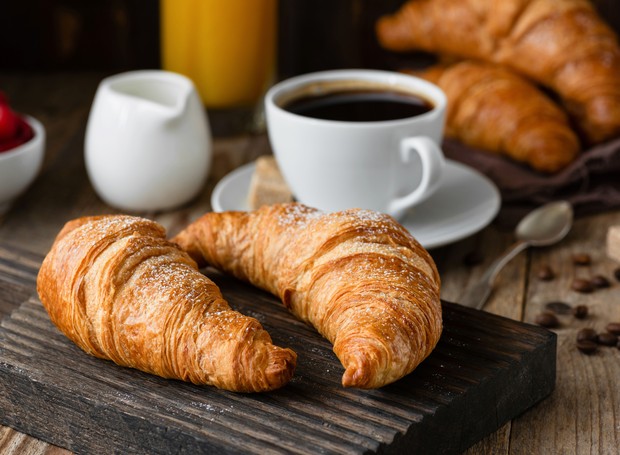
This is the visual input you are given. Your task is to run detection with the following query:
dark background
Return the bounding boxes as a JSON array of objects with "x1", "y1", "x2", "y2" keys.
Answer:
[{"x1": 1, "y1": 0, "x2": 619, "y2": 78}]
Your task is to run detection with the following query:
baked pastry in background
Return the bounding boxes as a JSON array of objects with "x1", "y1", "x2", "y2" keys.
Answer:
[
  {"x1": 408, "y1": 61, "x2": 581, "y2": 173},
  {"x1": 37, "y1": 215, "x2": 296, "y2": 392},
  {"x1": 173, "y1": 203, "x2": 442, "y2": 389},
  {"x1": 377, "y1": 0, "x2": 620, "y2": 145}
]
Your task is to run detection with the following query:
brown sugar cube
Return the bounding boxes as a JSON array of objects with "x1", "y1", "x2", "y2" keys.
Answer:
[
  {"x1": 607, "y1": 225, "x2": 620, "y2": 263},
  {"x1": 247, "y1": 155, "x2": 294, "y2": 210}
]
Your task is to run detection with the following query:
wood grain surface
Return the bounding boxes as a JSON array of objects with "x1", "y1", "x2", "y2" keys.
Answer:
[
  {"x1": 0, "y1": 248, "x2": 555, "y2": 455},
  {"x1": 0, "y1": 72, "x2": 619, "y2": 454}
]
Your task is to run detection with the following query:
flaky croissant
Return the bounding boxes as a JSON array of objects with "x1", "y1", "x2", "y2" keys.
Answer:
[
  {"x1": 37, "y1": 215, "x2": 296, "y2": 392},
  {"x1": 409, "y1": 61, "x2": 580, "y2": 173},
  {"x1": 376, "y1": 0, "x2": 620, "y2": 144},
  {"x1": 172, "y1": 203, "x2": 442, "y2": 389}
]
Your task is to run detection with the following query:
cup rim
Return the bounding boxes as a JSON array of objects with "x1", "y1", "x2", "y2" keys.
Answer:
[{"x1": 265, "y1": 69, "x2": 447, "y2": 127}]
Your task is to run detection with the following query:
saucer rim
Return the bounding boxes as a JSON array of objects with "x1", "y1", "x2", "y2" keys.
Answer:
[{"x1": 210, "y1": 159, "x2": 501, "y2": 249}]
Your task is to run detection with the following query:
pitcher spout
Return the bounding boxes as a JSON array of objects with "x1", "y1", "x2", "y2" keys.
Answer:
[{"x1": 103, "y1": 70, "x2": 198, "y2": 124}]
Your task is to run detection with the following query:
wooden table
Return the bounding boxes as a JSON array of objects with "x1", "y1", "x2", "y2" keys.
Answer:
[{"x1": 0, "y1": 72, "x2": 619, "y2": 454}]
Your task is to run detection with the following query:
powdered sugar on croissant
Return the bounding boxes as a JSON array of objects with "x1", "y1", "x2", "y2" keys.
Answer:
[
  {"x1": 173, "y1": 203, "x2": 442, "y2": 388},
  {"x1": 37, "y1": 215, "x2": 296, "y2": 392}
]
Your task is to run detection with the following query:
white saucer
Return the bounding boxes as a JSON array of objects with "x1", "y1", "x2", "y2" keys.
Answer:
[{"x1": 211, "y1": 160, "x2": 501, "y2": 249}]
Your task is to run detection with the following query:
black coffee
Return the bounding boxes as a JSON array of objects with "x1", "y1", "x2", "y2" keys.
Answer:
[{"x1": 283, "y1": 89, "x2": 433, "y2": 122}]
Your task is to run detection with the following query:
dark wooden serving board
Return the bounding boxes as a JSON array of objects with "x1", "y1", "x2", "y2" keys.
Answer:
[{"x1": 0, "y1": 246, "x2": 556, "y2": 455}]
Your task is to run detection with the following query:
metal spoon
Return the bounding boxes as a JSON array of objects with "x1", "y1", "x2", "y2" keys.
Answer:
[{"x1": 460, "y1": 200, "x2": 573, "y2": 310}]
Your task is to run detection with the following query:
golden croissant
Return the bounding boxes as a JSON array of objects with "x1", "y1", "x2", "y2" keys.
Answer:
[
  {"x1": 36, "y1": 215, "x2": 296, "y2": 392},
  {"x1": 376, "y1": 0, "x2": 620, "y2": 145},
  {"x1": 172, "y1": 203, "x2": 442, "y2": 389},
  {"x1": 409, "y1": 61, "x2": 580, "y2": 173}
]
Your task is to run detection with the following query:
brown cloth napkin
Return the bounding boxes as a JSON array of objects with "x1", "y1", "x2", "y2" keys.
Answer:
[{"x1": 442, "y1": 137, "x2": 620, "y2": 227}]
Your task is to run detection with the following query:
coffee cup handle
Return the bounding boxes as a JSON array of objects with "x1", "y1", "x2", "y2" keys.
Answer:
[{"x1": 388, "y1": 136, "x2": 445, "y2": 215}]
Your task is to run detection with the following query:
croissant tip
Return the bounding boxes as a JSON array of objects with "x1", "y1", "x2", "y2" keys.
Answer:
[
  {"x1": 341, "y1": 363, "x2": 374, "y2": 389},
  {"x1": 263, "y1": 347, "x2": 297, "y2": 391}
]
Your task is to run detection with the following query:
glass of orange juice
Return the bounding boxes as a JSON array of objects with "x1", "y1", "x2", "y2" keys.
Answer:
[{"x1": 160, "y1": 0, "x2": 277, "y2": 133}]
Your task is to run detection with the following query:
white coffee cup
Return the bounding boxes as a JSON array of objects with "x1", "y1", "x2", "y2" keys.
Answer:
[
  {"x1": 265, "y1": 69, "x2": 446, "y2": 219},
  {"x1": 85, "y1": 70, "x2": 212, "y2": 212}
]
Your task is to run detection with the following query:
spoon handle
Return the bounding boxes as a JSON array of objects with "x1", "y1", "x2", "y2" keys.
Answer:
[{"x1": 459, "y1": 240, "x2": 529, "y2": 310}]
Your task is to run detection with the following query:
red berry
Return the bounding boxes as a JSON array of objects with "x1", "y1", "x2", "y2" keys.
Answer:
[
  {"x1": 1, "y1": 117, "x2": 33, "y2": 151},
  {"x1": 0, "y1": 103, "x2": 18, "y2": 142},
  {"x1": 0, "y1": 92, "x2": 34, "y2": 152}
]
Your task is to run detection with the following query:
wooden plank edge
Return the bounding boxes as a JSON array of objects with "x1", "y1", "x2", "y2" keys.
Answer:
[
  {"x1": 382, "y1": 313, "x2": 557, "y2": 454},
  {"x1": 0, "y1": 361, "x2": 277, "y2": 455}
]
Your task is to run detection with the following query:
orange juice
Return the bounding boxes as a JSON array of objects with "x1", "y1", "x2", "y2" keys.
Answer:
[{"x1": 161, "y1": 0, "x2": 277, "y2": 108}]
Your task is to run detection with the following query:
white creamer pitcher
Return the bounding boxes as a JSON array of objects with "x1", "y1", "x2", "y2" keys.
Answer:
[{"x1": 85, "y1": 70, "x2": 212, "y2": 211}]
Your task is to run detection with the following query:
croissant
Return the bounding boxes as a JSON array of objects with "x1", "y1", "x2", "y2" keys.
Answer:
[
  {"x1": 36, "y1": 215, "x2": 296, "y2": 392},
  {"x1": 376, "y1": 0, "x2": 620, "y2": 144},
  {"x1": 172, "y1": 203, "x2": 442, "y2": 389},
  {"x1": 408, "y1": 61, "x2": 580, "y2": 173}
]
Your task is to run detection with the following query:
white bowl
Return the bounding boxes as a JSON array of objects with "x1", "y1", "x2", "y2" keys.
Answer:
[{"x1": 0, "y1": 116, "x2": 45, "y2": 214}]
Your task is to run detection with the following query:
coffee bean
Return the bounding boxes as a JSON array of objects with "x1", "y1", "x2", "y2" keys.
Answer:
[
  {"x1": 605, "y1": 322, "x2": 620, "y2": 336},
  {"x1": 576, "y1": 340, "x2": 598, "y2": 355},
  {"x1": 572, "y1": 253, "x2": 592, "y2": 266},
  {"x1": 591, "y1": 275, "x2": 611, "y2": 288},
  {"x1": 614, "y1": 267, "x2": 620, "y2": 282},
  {"x1": 571, "y1": 278, "x2": 594, "y2": 293},
  {"x1": 596, "y1": 332, "x2": 618, "y2": 346},
  {"x1": 572, "y1": 305, "x2": 589, "y2": 319},
  {"x1": 577, "y1": 328, "x2": 598, "y2": 343},
  {"x1": 544, "y1": 301, "x2": 572, "y2": 315},
  {"x1": 535, "y1": 312, "x2": 560, "y2": 328},
  {"x1": 538, "y1": 265, "x2": 555, "y2": 281}
]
